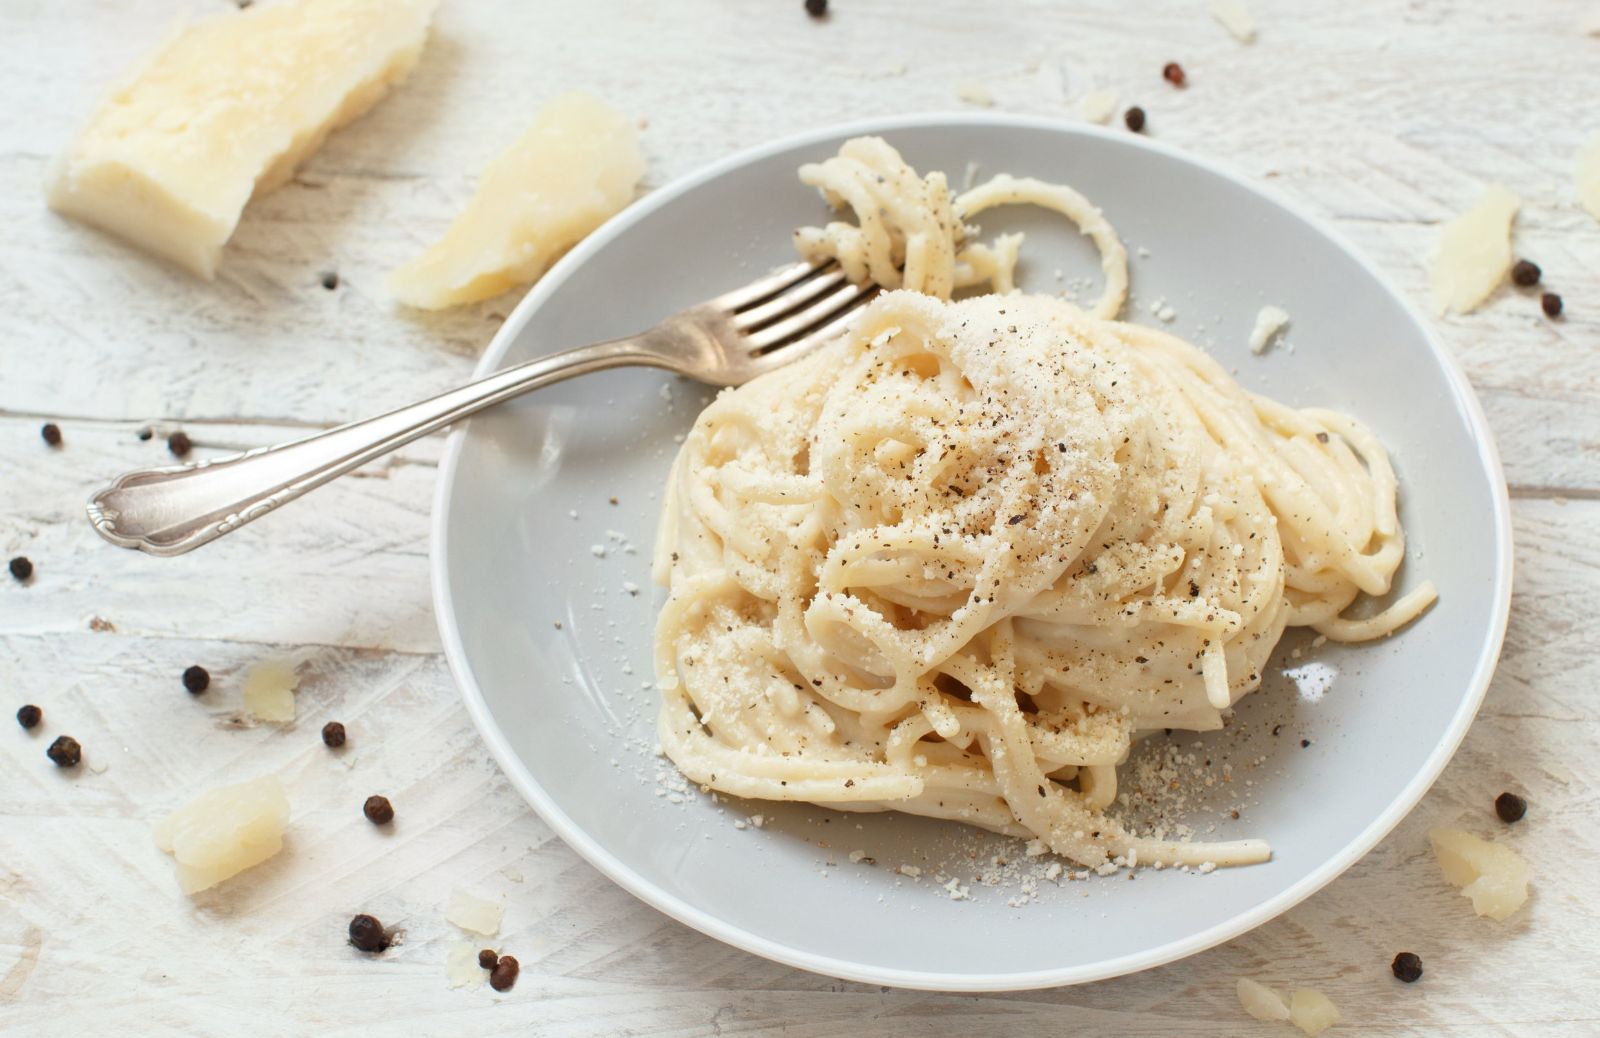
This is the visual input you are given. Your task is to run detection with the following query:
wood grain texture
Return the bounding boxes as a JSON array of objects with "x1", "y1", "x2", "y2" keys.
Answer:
[{"x1": 2, "y1": 0, "x2": 1598, "y2": 1034}]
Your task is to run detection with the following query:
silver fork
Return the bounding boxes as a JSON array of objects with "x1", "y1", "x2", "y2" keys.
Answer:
[{"x1": 87, "y1": 260, "x2": 876, "y2": 557}]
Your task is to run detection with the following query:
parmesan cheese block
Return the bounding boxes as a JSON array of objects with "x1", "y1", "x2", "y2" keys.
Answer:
[
  {"x1": 154, "y1": 777, "x2": 289, "y2": 895},
  {"x1": 1428, "y1": 826, "x2": 1530, "y2": 921},
  {"x1": 1578, "y1": 132, "x2": 1600, "y2": 224},
  {"x1": 47, "y1": 0, "x2": 438, "y2": 279},
  {"x1": 388, "y1": 92, "x2": 644, "y2": 310},
  {"x1": 1430, "y1": 184, "x2": 1520, "y2": 316}
]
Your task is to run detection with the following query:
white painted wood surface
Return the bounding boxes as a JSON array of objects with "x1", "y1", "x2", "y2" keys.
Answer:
[{"x1": 3, "y1": 1, "x2": 1598, "y2": 1034}]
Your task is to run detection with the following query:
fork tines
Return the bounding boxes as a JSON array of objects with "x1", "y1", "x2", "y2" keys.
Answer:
[{"x1": 719, "y1": 260, "x2": 878, "y2": 353}]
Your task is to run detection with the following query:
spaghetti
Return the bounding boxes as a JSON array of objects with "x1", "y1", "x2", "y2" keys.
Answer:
[{"x1": 650, "y1": 138, "x2": 1434, "y2": 869}]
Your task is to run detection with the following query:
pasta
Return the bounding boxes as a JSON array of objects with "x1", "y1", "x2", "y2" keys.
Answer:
[{"x1": 650, "y1": 138, "x2": 1435, "y2": 869}]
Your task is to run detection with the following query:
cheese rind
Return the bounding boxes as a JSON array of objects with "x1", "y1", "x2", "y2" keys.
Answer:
[
  {"x1": 47, "y1": 0, "x2": 438, "y2": 279},
  {"x1": 388, "y1": 92, "x2": 645, "y2": 310},
  {"x1": 153, "y1": 777, "x2": 289, "y2": 894}
]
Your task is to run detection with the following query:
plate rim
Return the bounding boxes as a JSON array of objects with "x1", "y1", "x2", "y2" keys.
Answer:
[{"x1": 430, "y1": 110, "x2": 1514, "y2": 992}]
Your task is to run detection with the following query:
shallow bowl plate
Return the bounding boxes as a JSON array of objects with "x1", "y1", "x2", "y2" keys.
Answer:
[{"x1": 432, "y1": 113, "x2": 1512, "y2": 991}]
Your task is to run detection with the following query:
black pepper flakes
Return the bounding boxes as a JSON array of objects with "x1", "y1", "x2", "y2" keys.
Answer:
[
  {"x1": 321, "y1": 271, "x2": 340, "y2": 291},
  {"x1": 1540, "y1": 292, "x2": 1562, "y2": 318},
  {"x1": 804, "y1": 0, "x2": 826, "y2": 17},
  {"x1": 1300, "y1": 739, "x2": 1311, "y2": 748},
  {"x1": 1007, "y1": 514, "x2": 1025, "y2": 525},
  {"x1": 41, "y1": 423, "x2": 62, "y2": 447},
  {"x1": 137, "y1": 427, "x2": 153, "y2": 441},
  {"x1": 1162, "y1": 62, "x2": 1186, "y2": 87},
  {"x1": 1391, "y1": 951, "x2": 1423, "y2": 983},
  {"x1": 9, "y1": 557, "x2": 33, "y2": 582},
  {"x1": 489, "y1": 955, "x2": 519, "y2": 991},
  {"x1": 1316, "y1": 432, "x2": 1329, "y2": 443},
  {"x1": 322, "y1": 721, "x2": 347, "y2": 748},
  {"x1": 1124, "y1": 106, "x2": 1146, "y2": 132},
  {"x1": 1510, "y1": 259, "x2": 1541, "y2": 287},
  {"x1": 182, "y1": 665, "x2": 210, "y2": 694},
  {"x1": 167, "y1": 431, "x2": 193, "y2": 457},
  {"x1": 363, "y1": 794, "x2": 395, "y2": 825},
  {"x1": 47, "y1": 735, "x2": 81, "y2": 767},
  {"x1": 17, "y1": 704, "x2": 42, "y2": 729},
  {"x1": 1494, "y1": 791, "x2": 1526, "y2": 823},
  {"x1": 348, "y1": 913, "x2": 388, "y2": 952},
  {"x1": 477, "y1": 948, "x2": 498, "y2": 970}
]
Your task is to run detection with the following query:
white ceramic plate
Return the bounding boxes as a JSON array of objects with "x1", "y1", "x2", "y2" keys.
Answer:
[{"x1": 432, "y1": 113, "x2": 1511, "y2": 991}]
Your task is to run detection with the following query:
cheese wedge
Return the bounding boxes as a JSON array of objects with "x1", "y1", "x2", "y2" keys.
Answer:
[
  {"x1": 154, "y1": 777, "x2": 289, "y2": 895},
  {"x1": 388, "y1": 92, "x2": 644, "y2": 310},
  {"x1": 47, "y1": 0, "x2": 438, "y2": 279}
]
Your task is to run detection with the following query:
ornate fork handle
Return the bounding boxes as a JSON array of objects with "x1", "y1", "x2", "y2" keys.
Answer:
[{"x1": 88, "y1": 336, "x2": 663, "y2": 557}]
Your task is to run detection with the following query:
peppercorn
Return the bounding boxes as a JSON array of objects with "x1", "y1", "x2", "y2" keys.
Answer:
[
  {"x1": 41, "y1": 423, "x2": 62, "y2": 447},
  {"x1": 1162, "y1": 62, "x2": 1186, "y2": 87},
  {"x1": 1391, "y1": 951, "x2": 1423, "y2": 983},
  {"x1": 17, "y1": 704, "x2": 42, "y2": 729},
  {"x1": 322, "y1": 721, "x2": 347, "y2": 748},
  {"x1": 478, "y1": 949, "x2": 498, "y2": 970},
  {"x1": 348, "y1": 913, "x2": 388, "y2": 952},
  {"x1": 1540, "y1": 292, "x2": 1562, "y2": 318},
  {"x1": 9, "y1": 556, "x2": 34, "y2": 582},
  {"x1": 1510, "y1": 259, "x2": 1541, "y2": 286},
  {"x1": 1494, "y1": 791, "x2": 1526, "y2": 823},
  {"x1": 182, "y1": 665, "x2": 210, "y2": 694},
  {"x1": 1124, "y1": 106, "x2": 1146, "y2": 132},
  {"x1": 47, "y1": 735, "x2": 81, "y2": 767},
  {"x1": 167, "y1": 431, "x2": 193, "y2": 457},
  {"x1": 804, "y1": 0, "x2": 827, "y2": 17},
  {"x1": 364, "y1": 795, "x2": 395, "y2": 825},
  {"x1": 489, "y1": 955, "x2": 520, "y2": 991}
]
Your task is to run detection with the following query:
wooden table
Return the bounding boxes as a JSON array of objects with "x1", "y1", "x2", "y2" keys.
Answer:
[{"x1": 3, "y1": 1, "x2": 1596, "y2": 1033}]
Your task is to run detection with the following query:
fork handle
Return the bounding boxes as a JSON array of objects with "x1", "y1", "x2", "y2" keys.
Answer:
[{"x1": 88, "y1": 336, "x2": 659, "y2": 556}]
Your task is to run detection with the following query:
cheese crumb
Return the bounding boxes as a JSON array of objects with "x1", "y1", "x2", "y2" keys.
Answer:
[
  {"x1": 899, "y1": 864, "x2": 922, "y2": 878},
  {"x1": 1578, "y1": 133, "x2": 1600, "y2": 223},
  {"x1": 242, "y1": 662, "x2": 298, "y2": 723},
  {"x1": 1078, "y1": 89, "x2": 1119, "y2": 125},
  {"x1": 1430, "y1": 184, "x2": 1520, "y2": 315},
  {"x1": 446, "y1": 888, "x2": 504, "y2": 936},
  {"x1": 1209, "y1": 0, "x2": 1257, "y2": 42},
  {"x1": 1237, "y1": 977, "x2": 1291, "y2": 1022},
  {"x1": 952, "y1": 79, "x2": 995, "y2": 108},
  {"x1": 445, "y1": 940, "x2": 485, "y2": 990},
  {"x1": 1289, "y1": 988, "x2": 1340, "y2": 1036},
  {"x1": 1428, "y1": 826, "x2": 1530, "y2": 921},
  {"x1": 153, "y1": 777, "x2": 289, "y2": 894},
  {"x1": 1249, "y1": 304, "x2": 1291, "y2": 354}
]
